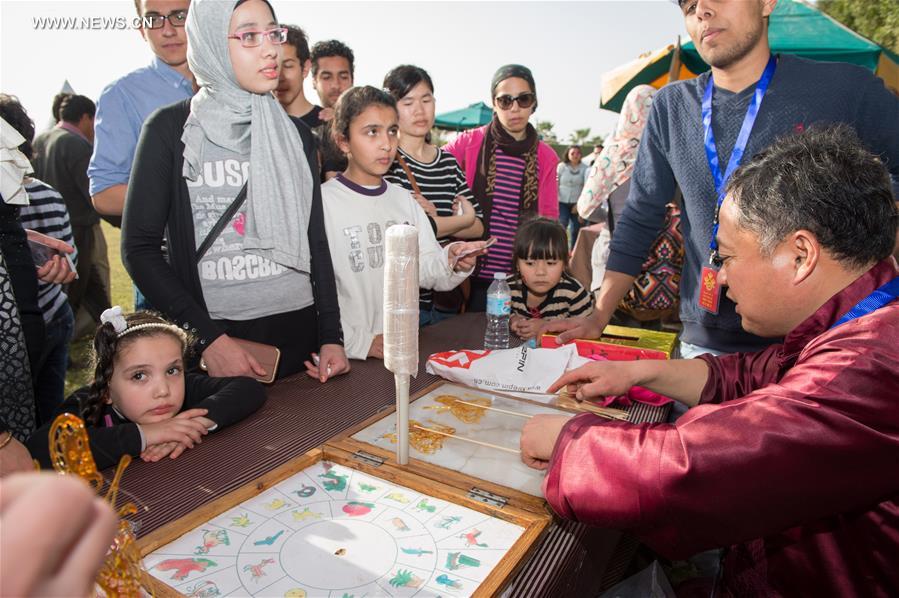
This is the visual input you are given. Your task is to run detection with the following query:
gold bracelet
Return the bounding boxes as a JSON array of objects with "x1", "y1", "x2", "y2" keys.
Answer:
[{"x1": 0, "y1": 431, "x2": 13, "y2": 450}]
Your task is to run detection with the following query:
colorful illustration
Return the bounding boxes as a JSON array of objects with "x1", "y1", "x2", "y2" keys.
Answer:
[
  {"x1": 292, "y1": 507, "x2": 323, "y2": 522},
  {"x1": 388, "y1": 569, "x2": 424, "y2": 588},
  {"x1": 243, "y1": 558, "x2": 276, "y2": 582},
  {"x1": 319, "y1": 469, "x2": 348, "y2": 492},
  {"x1": 445, "y1": 552, "x2": 481, "y2": 570},
  {"x1": 357, "y1": 483, "x2": 378, "y2": 493},
  {"x1": 401, "y1": 547, "x2": 433, "y2": 557},
  {"x1": 230, "y1": 513, "x2": 252, "y2": 528},
  {"x1": 415, "y1": 498, "x2": 436, "y2": 513},
  {"x1": 342, "y1": 501, "x2": 374, "y2": 517},
  {"x1": 391, "y1": 517, "x2": 410, "y2": 531},
  {"x1": 185, "y1": 580, "x2": 221, "y2": 597},
  {"x1": 293, "y1": 485, "x2": 317, "y2": 498},
  {"x1": 155, "y1": 558, "x2": 217, "y2": 581},
  {"x1": 253, "y1": 530, "x2": 284, "y2": 546},
  {"x1": 385, "y1": 492, "x2": 409, "y2": 504},
  {"x1": 460, "y1": 528, "x2": 488, "y2": 548},
  {"x1": 436, "y1": 574, "x2": 463, "y2": 590},
  {"x1": 435, "y1": 515, "x2": 462, "y2": 530},
  {"x1": 263, "y1": 498, "x2": 289, "y2": 511},
  {"x1": 284, "y1": 589, "x2": 307, "y2": 598},
  {"x1": 195, "y1": 529, "x2": 230, "y2": 555}
]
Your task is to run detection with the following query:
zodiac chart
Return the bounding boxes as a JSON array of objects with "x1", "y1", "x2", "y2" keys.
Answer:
[{"x1": 144, "y1": 460, "x2": 525, "y2": 597}]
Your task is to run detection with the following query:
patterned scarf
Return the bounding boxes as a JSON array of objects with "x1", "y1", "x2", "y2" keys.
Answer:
[{"x1": 472, "y1": 114, "x2": 539, "y2": 219}]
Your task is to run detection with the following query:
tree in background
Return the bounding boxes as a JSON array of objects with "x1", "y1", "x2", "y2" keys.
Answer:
[
  {"x1": 568, "y1": 127, "x2": 592, "y2": 146},
  {"x1": 819, "y1": 0, "x2": 899, "y2": 53},
  {"x1": 586, "y1": 133, "x2": 606, "y2": 148},
  {"x1": 535, "y1": 119, "x2": 558, "y2": 143}
]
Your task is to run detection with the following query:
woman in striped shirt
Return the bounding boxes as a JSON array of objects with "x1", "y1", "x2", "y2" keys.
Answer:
[
  {"x1": 445, "y1": 64, "x2": 559, "y2": 311},
  {"x1": 383, "y1": 65, "x2": 484, "y2": 326}
]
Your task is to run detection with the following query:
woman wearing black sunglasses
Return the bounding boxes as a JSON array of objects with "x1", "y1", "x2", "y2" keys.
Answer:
[{"x1": 445, "y1": 64, "x2": 559, "y2": 311}]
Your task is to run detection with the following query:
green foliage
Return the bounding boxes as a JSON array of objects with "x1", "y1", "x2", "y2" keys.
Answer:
[
  {"x1": 567, "y1": 127, "x2": 592, "y2": 146},
  {"x1": 818, "y1": 0, "x2": 899, "y2": 53},
  {"x1": 534, "y1": 119, "x2": 557, "y2": 143}
]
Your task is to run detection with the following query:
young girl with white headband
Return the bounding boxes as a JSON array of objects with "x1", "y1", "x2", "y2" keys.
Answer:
[{"x1": 28, "y1": 307, "x2": 265, "y2": 469}]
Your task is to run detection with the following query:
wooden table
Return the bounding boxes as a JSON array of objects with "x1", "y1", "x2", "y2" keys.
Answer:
[{"x1": 117, "y1": 313, "x2": 668, "y2": 596}]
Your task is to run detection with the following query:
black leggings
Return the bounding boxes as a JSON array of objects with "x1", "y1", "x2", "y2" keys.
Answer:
[{"x1": 214, "y1": 305, "x2": 318, "y2": 379}]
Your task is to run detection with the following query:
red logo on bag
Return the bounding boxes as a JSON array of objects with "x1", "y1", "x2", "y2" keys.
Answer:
[{"x1": 428, "y1": 350, "x2": 492, "y2": 369}]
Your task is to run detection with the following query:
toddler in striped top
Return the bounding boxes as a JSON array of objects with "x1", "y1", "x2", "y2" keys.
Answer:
[{"x1": 509, "y1": 218, "x2": 593, "y2": 343}]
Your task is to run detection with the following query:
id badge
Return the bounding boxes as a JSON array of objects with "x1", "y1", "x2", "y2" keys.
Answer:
[{"x1": 698, "y1": 266, "x2": 721, "y2": 314}]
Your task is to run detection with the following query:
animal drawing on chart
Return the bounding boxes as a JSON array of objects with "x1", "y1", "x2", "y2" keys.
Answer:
[
  {"x1": 155, "y1": 557, "x2": 218, "y2": 581},
  {"x1": 435, "y1": 515, "x2": 462, "y2": 530},
  {"x1": 185, "y1": 580, "x2": 221, "y2": 597},
  {"x1": 401, "y1": 547, "x2": 433, "y2": 557},
  {"x1": 445, "y1": 552, "x2": 480, "y2": 571},
  {"x1": 194, "y1": 529, "x2": 230, "y2": 554},
  {"x1": 357, "y1": 482, "x2": 378, "y2": 493},
  {"x1": 391, "y1": 517, "x2": 410, "y2": 531},
  {"x1": 292, "y1": 507, "x2": 323, "y2": 522},
  {"x1": 342, "y1": 501, "x2": 374, "y2": 516},
  {"x1": 460, "y1": 528, "x2": 488, "y2": 547},
  {"x1": 388, "y1": 569, "x2": 424, "y2": 588},
  {"x1": 319, "y1": 470, "x2": 348, "y2": 492},
  {"x1": 229, "y1": 513, "x2": 252, "y2": 528},
  {"x1": 414, "y1": 498, "x2": 436, "y2": 513},
  {"x1": 253, "y1": 529, "x2": 285, "y2": 546},
  {"x1": 243, "y1": 558, "x2": 276, "y2": 581},
  {"x1": 384, "y1": 491, "x2": 409, "y2": 503},
  {"x1": 263, "y1": 498, "x2": 290, "y2": 511},
  {"x1": 283, "y1": 589, "x2": 307, "y2": 598},
  {"x1": 435, "y1": 574, "x2": 463, "y2": 590},
  {"x1": 293, "y1": 484, "x2": 317, "y2": 498}
]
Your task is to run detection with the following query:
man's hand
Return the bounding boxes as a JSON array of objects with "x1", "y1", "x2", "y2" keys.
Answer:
[
  {"x1": 0, "y1": 473, "x2": 117, "y2": 597},
  {"x1": 304, "y1": 344, "x2": 351, "y2": 383},
  {"x1": 368, "y1": 335, "x2": 384, "y2": 359},
  {"x1": 519, "y1": 414, "x2": 572, "y2": 471},
  {"x1": 412, "y1": 192, "x2": 438, "y2": 218},
  {"x1": 202, "y1": 335, "x2": 267, "y2": 378},
  {"x1": 547, "y1": 361, "x2": 640, "y2": 401},
  {"x1": 510, "y1": 315, "x2": 543, "y2": 341},
  {"x1": 541, "y1": 311, "x2": 609, "y2": 345}
]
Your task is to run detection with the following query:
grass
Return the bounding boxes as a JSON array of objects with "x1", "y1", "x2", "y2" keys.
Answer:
[{"x1": 64, "y1": 221, "x2": 134, "y2": 396}]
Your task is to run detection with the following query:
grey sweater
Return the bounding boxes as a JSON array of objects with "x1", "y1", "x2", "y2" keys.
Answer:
[{"x1": 608, "y1": 54, "x2": 899, "y2": 353}]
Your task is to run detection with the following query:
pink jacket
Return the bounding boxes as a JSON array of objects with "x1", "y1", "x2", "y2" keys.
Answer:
[{"x1": 444, "y1": 125, "x2": 559, "y2": 219}]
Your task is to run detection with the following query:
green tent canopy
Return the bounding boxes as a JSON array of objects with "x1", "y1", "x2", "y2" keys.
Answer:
[
  {"x1": 434, "y1": 102, "x2": 493, "y2": 131},
  {"x1": 600, "y1": 0, "x2": 899, "y2": 112}
]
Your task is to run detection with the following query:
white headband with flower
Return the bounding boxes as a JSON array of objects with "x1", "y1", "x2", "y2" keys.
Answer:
[{"x1": 100, "y1": 306, "x2": 186, "y2": 340}]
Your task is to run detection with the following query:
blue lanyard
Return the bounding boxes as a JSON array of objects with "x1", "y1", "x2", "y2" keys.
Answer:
[
  {"x1": 705, "y1": 55, "x2": 777, "y2": 256},
  {"x1": 830, "y1": 276, "x2": 899, "y2": 329}
]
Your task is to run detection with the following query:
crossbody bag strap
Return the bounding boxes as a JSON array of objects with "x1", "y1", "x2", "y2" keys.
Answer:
[
  {"x1": 195, "y1": 182, "x2": 248, "y2": 263},
  {"x1": 396, "y1": 154, "x2": 422, "y2": 195}
]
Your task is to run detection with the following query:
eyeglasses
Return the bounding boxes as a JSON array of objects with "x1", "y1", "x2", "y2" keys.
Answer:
[
  {"x1": 227, "y1": 27, "x2": 288, "y2": 48},
  {"x1": 494, "y1": 93, "x2": 537, "y2": 110},
  {"x1": 144, "y1": 9, "x2": 188, "y2": 29}
]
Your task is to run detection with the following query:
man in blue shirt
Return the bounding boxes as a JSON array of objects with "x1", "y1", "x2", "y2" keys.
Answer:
[
  {"x1": 88, "y1": 0, "x2": 194, "y2": 309},
  {"x1": 89, "y1": 0, "x2": 194, "y2": 218}
]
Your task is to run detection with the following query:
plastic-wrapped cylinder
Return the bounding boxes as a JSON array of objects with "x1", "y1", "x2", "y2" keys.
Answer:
[{"x1": 383, "y1": 224, "x2": 420, "y2": 376}]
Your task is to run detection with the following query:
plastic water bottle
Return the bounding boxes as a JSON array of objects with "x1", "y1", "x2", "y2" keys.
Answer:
[{"x1": 484, "y1": 272, "x2": 511, "y2": 350}]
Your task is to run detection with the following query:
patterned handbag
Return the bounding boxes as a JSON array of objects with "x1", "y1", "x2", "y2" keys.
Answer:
[{"x1": 618, "y1": 203, "x2": 684, "y2": 321}]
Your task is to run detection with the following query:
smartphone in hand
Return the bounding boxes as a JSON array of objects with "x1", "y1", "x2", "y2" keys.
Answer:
[{"x1": 27, "y1": 238, "x2": 78, "y2": 279}]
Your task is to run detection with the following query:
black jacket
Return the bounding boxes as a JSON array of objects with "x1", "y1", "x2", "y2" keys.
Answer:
[
  {"x1": 121, "y1": 99, "x2": 342, "y2": 351},
  {"x1": 27, "y1": 373, "x2": 266, "y2": 470}
]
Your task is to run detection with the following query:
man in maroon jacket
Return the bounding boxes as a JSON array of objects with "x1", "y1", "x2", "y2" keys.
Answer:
[{"x1": 521, "y1": 125, "x2": 899, "y2": 597}]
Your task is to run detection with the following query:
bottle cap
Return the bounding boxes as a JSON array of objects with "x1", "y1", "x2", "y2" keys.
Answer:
[{"x1": 493, "y1": 272, "x2": 507, "y2": 280}]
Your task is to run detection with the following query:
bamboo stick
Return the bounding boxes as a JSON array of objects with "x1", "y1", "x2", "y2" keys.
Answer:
[
  {"x1": 411, "y1": 424, "x2": 521, "y2": 454},
  {"x1": 456, "y1": 397, "x2": 533, "y2": 419}
]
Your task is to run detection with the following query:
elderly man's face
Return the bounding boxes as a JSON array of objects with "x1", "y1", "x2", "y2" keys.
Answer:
[{"x1": 715, "y1": 195, "x2": 796, "y2": 337}]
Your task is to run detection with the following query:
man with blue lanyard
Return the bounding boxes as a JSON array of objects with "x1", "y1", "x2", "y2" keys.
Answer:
[
  {"x1": 546, "y1": 0, "x2": 899, "y2": 359},
  {"x1": 520, "y1": 125, "x2": 899, "y2": 596}
]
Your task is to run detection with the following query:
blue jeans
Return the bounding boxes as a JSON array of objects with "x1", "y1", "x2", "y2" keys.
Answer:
[
  {"x1": 558, "y1": 203, "x2": 581, "y2": 250},
  {"x1": 33, "y1": 302, "x2": 74, "y2": 426},
  {"x1": 419, "y1": 306, "x2": 457, "y2": 327},
  {"x1": 134, "y1": 283, "x2": 151, "y2": 311}
]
